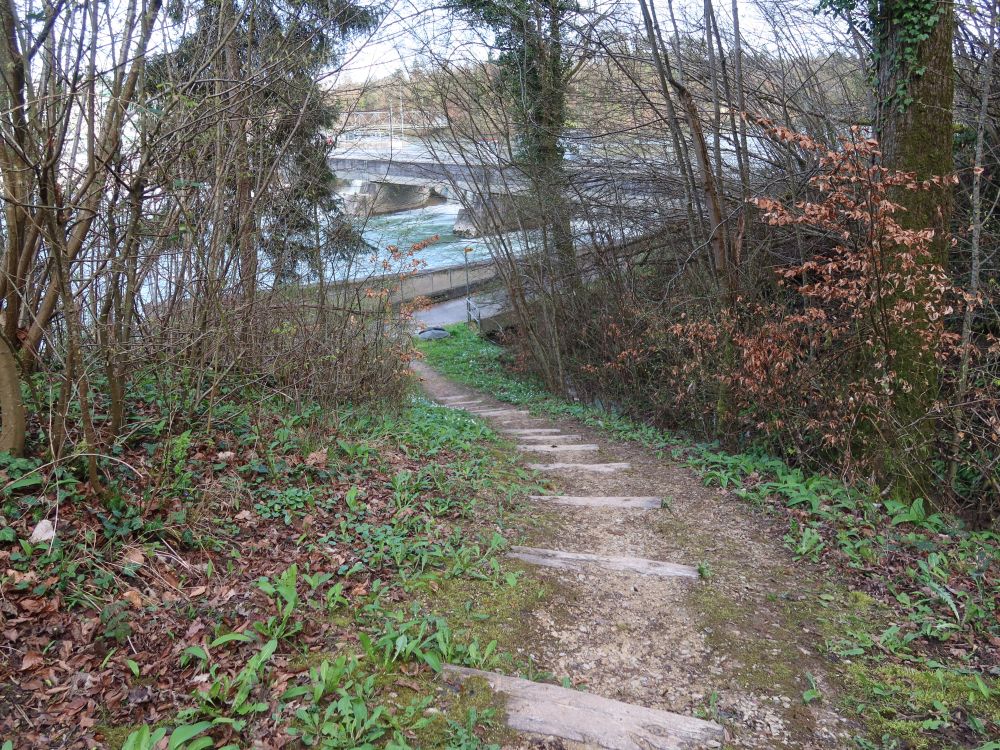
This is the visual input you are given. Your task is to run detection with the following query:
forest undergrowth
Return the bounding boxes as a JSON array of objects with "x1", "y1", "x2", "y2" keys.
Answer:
[{"x1": 0, "y1": 369, "x2": 543, "y2": 749}]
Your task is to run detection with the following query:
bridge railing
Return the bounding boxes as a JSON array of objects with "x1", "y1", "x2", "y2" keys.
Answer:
[
  {"x1": 466, "y1": 296, "x2": 484, "y2": 328},
  {"x1": 337, "y1": 111, "x2": 446, "y2": 131}
]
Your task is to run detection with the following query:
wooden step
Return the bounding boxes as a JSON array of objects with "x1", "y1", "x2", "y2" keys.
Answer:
[
  {"x1": 439, "y1": 395, "x2": 472, "y2": 401},
  {"x1": 526, "y1": 462, "x2": 630, "y2": 473},
  {"x1": 517, "y1": 443, "x2": 599, "y2": 453},
  {"x1": 516, "y1": 434, "x2": 583, "y2": 442},
  {"x1": 442, "y1": 666, "x2": 724, "y2": 750},
  {"x1": 509, "y1": 546, "x2": 698, "y2": 578},
  {"x1": 472, "y1": 409, "x2": 531, "y2": 417},
  {"x1": 443, "y1": 399, "x2": 484, "y2": 407},
  {"x1": 502, "y1": 428, "x2": 563, "y2": 435},
  {"x1": 529, "y1": 495, "x2": 662, "y2": 509}
]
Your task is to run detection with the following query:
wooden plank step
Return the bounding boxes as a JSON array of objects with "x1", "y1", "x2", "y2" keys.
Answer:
[
  {"x1": 472, "y1": 409, "x2": 531, "y2": 417},
  {"x1": 502, "y1": 428, "x2": 563, "y2": 435},
  {"x1": 517, "y1": 443, "x2": 599, "y2": 452},
  {"x1": 516, "y1": 434, "x2": 583, "y2": 442},
  {"x1": 439, "y1": 395, "x2": 472, "y2": 401},
  {"x1": 526, "y1": 462, "x2": 630, "y2": 473},
  {"x1": 443, "y1": 399, "x2": 484, "y2": 406},
  {"x1": 442, "y1": 666, "x2": 723, "y2": 750},
  {"x1": 529, "y1": 495, "x2": 663, "y2": 509},
  {"x1": 508, "y1": 546, "x2": 698, "y2": 578}
]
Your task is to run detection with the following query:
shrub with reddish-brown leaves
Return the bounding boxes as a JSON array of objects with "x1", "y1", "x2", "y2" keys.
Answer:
[{"x1": 565, "y1": 125, "x2": 998, "y2": 516}]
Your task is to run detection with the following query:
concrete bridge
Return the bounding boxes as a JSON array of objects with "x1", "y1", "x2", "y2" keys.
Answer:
[
  {"x1": 329, "y1": 142, "x2": 683, "y2": 237},
  {"x1": 337, "y1": 110, "x2": 448, "y2": 138},
  {"x1": 329, "y1": 156, "x2": 525, "y2": 195},
  {"x1": 330, "y1": 147, "x2": 534, "y2": 236},
  {"x1": 329, "y1": 149, "x2": 660, "y2": 196}
]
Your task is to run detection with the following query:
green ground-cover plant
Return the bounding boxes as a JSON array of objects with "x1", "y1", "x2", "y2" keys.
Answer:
[
  {"x1": 418, "y1": 324, "x2": 1000, "y2": 748},
  {"x1": 1, "y1": 366, "x2": 538, "y2": 747}
]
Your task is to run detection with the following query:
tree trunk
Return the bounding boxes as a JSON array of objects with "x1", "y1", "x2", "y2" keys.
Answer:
[
  {"x1": 0, "y1": 332, "x2": 25, "y2": 456},
  {"x1": 874, "y1": 0, "x2": 955, "y2": 498},
  {"x1": 876, "y1": 0, "x2": 955, "y2": 263},
  {"x1": 948, "y1": 0, "x2": 996, "y2": 505}
]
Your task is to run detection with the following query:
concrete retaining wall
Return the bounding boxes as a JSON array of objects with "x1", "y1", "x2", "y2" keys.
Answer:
[
  {"x1": 323, "y1": 260, "x2": 499, "y2": 308},
  {"x1": 392, "y1": 261, "x2": 497, "y2": 303},
  {"x1": 454, "y1": 194, "x2": 543, "y2": 238}
]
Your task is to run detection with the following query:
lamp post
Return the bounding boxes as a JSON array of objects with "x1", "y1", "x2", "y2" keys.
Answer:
[{"x1": 464, "y1": 246, "x2": 472, "y2": 325}]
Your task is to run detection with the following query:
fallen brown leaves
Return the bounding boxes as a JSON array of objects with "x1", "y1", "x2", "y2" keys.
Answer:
[{"x1": 0, "y1": 434, "x2": 451, "y2": 747}]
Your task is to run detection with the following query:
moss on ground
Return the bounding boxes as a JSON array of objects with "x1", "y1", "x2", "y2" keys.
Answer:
[
  {"x1": 694, "y1": 567, "x2": 1000, "y2": 749},
  {"x1": 844, "y1": 662, "x2": 1000, "y2": 749},
  {"x1": 93, "y1": 725, "x2": 133, "y2": 750},
  {"x1": 421, "y1": 565, "x2": 552, "y2": 673},
  {"x1": 688, "y1": 582, "x2": 810, "y2": 697},
  {"x1": 409, "y1": 674, "x2": 513, "y2": 748},
  {"x1": 809, "y1": 587, "x2": 1000, "y2": 747}
]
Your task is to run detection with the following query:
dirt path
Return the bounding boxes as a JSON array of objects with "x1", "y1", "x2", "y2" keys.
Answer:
[{"x1": 414, "y1": 361, "x2": 862, "y2": 750}]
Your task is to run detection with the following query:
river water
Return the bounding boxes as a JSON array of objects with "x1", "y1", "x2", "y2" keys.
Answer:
[
  {"x1": 333, "y1": 139, "x2": 496, "y2": 276},
  {"x1": 358, "y1": 201, "x2": 493, "y2": 271},
  {"x1": 328, "y1": 194, "x2": 511, "y2": 283}
]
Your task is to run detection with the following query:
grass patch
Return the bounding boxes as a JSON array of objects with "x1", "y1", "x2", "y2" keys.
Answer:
[
  {"x1": 420, "y1": 563, "x2": 553, "y2": 674},
  {"x1": 410, "y1": 674, "x2": 509, "y2": 750},
  {"x1": 846, "y1": 663, "x2": 1000, "y2": 749}
]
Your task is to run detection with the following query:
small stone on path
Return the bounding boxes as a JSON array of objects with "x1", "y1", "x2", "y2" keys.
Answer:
[{"x1": 417, "y1": 327, "x2": 450, "y2": 340}]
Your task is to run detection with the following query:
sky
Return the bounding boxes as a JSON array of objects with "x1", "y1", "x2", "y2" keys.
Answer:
[{"x1": 333, "y1": 0, "x2": 841, "y2": 87}]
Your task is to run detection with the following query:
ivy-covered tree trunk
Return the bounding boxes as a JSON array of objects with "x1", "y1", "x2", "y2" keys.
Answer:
[
  {"x1": 446, "y1": 0, "x2": 579, "y2": 393},
  {"x1": 520, "y1": 4, "x2": 576, "y2": 290},
  {"x1": 873, "y1": 0, "x2": 955, "y2": 498},
  {"x1": 876, "y1": 0, "x2": 954, "y2": 260}
]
